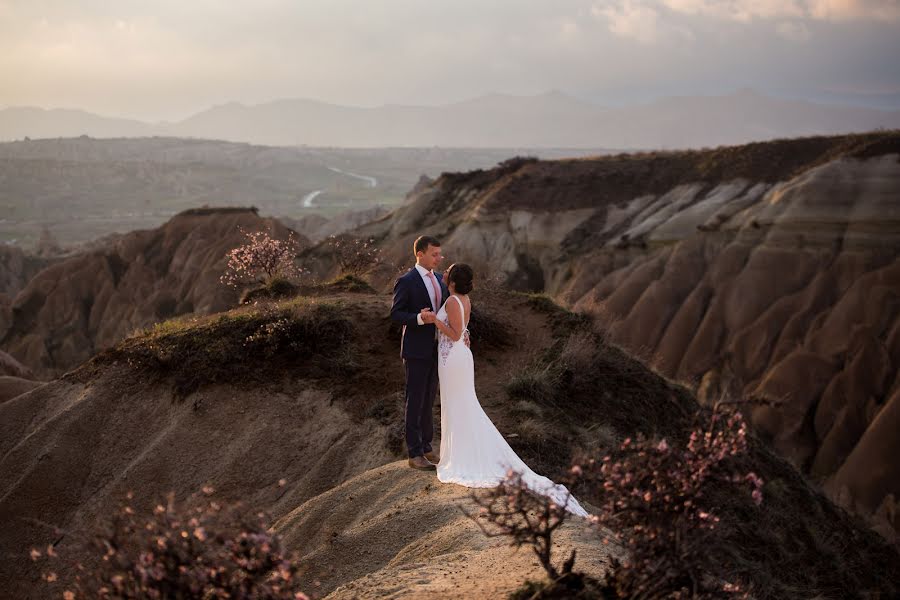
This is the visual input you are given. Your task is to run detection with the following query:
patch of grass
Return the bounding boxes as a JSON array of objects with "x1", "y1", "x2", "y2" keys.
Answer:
[
  {"x1": 67, "y1": 299, "x2": 354, "y2": 401},
  {"x1": 508, "y1": 331, "x2": 693, "y2": 443},
  {"x1": 501, "y1": 321, "x2": 699, "y2": 494},
  {"x1": 513, "y1": 292, "x2": 593, "y2": 338},
  {"x1": 468, "y1": 304, "x2": 512, "y2": 348},
  {"x1": 315, "y1": 273, "x2": 376, "y2": 294},
  {"x1": 239, "y1": 276, "x2": 300, "y2": 304}
]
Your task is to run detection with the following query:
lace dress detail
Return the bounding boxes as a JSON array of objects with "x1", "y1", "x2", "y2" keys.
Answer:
[
  {"x1": 438, "y1": 296, "x2": 469, "y2": 367},
  {"x1": 434, "y1": 295, "x2": 589, "y2": 517}
]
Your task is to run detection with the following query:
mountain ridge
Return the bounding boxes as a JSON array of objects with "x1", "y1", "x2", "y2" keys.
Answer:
[{"x1": 4, "y1": 89, "x2": 900, "y2": 148}]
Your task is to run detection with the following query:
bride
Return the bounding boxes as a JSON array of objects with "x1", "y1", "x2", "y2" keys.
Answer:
[{"x1": 430, "y1": 263, "x2": 589, "y2": 518}]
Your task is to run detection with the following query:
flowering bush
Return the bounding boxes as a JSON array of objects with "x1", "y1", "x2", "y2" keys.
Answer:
[
  {"x1": 30, "y1": 485, "x2": 312, "y2": 600},
  {"x1": 466, "y1": 403, "x2": 765, "y2": 598},
  {"x1": 325, "y1": 235, "x2": 382, "y2": 276},
  {"x1": 220, "y1": 226, "x2": 306, "y2": 289},
  {"x1": 464, "y1": 470, "x2": 575, "y2": 581},
  {"x1": 574, "y1": 403, "x2": 764, "y2": 598}
]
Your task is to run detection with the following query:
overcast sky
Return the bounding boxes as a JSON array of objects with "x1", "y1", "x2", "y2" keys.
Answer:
[{"x1": 1, "y1": 0, "x2": 899, "y2": 121}]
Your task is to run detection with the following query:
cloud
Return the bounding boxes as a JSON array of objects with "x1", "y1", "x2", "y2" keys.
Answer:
[
  {"x1": 660, "y1": 0, "x2": 805, "y2": 21},
  {"x1": 591, "y1": 0, "x2": 899, "y2": 45},
  {"x1": 807, "y1": 0, "x2": 900, "y2": 21},
  {"x1": 0, "y1": 0, "x2": 897, "y2": 118},
  {"x1": 592, "y1": 1, "x2": 695, "y2": 44},
  {"x1": 593, "y1": 1, "x2": 663, "y2": 43},
  {"x1": 660, "y1": 0, "x2": 900, "y2": 22},
  {"x1": 776, "y1": 21, "x2": 813, "y2": 41}
]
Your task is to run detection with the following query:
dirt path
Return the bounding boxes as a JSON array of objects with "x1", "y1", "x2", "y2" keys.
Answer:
[{"x1": 276, "y1": 461, "x2": 611, "y2": 598}]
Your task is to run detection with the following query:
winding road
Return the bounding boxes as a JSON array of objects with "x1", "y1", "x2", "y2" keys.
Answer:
[
  {"x1": 328, "y1": 166, "x2": 378, "y2": 188},
  {"x1": 301, "y1": 190, "x2": 323, "y2": 208}
]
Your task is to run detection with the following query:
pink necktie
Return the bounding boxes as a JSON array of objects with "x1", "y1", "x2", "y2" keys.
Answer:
[{"x1": 426, "y1": 271, "x2": 440, "y2": 311}]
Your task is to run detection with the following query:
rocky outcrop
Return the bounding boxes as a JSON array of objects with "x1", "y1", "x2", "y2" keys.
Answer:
[
  {"x1": 353, "y1": 131, "x2": 900, "y2": 530},
  {"x1": 0, "y1": 348, "x2": 33, "y2": 379},
  {"x1": 0, "y1": 244, "x2": 58, "y2": 301},
  {"x1": 281, "y1": 205, "x2": 390, "y2": 243},
  {"x1": 0, "y1": 207, "x2": 306, "y2": 379},
  {"x1": 569, "y1": 154, "x2": 900, "y2": 526}
]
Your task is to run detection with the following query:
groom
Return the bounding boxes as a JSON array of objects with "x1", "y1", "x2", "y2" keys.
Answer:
[{"x1": 390, "y1": 235, "x2": 448, "y2": 471}]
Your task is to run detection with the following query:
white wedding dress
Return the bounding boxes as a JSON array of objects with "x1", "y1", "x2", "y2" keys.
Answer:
[{"x1": 435, "y1": 295, "x2": 589, "y2": 517}]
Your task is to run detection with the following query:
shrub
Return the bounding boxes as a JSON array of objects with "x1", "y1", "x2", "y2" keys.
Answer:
[
  {"x1": 30, "y1": 485, "x2": 311, "y2": 600},
  {"x1": 463, "y1": 470, "x2": 576, "y2": 581},
  {"x1": 324, "y1": 234, "x2": 383, "y2": 277},
  {"x1": 220, "y1": 226, "x2": 306, "y2": 289},
  {"x1": 467, "y1": 304, "x2": 512, "y2": 348},
  {"x1": 575, "y1": 403, "x2": 764, "y2": 598},
  {"x1": 316, "y1": 273, "x2": 376, "y2": 294},
  {"x1": 465, "y1": 403, "x2": 764, "y2": 599},
  {"x1": 506, "y1": 332, "x2": 597, "y2": 417},
  {"x1": 240, "y1": 275, "x2": 301, "y2": 304},
  {"x1": 463, "y1": 470, "x2": 604, "y2": 599}
]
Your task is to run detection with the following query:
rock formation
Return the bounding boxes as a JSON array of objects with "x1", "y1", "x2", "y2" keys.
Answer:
[
  {"x1": 281, "y1": 205, "x2": 390, "y2": 243},
  {"x1": 0, "y1": 207, "x2": 307, "y2": 379}
]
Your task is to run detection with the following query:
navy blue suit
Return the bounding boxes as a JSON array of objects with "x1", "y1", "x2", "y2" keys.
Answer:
[{"x1": 391, "y1": 266, "x2": 449, "y2": 458}]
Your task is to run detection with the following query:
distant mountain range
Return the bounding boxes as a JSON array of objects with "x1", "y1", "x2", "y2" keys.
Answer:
[{"x1": 2, "y1": 89, "x2": 899, "y2": 149}]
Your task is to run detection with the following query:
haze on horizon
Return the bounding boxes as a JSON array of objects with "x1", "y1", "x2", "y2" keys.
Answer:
[{"x1": 1, "y1": 0, "x2": 900, "y2": 122}]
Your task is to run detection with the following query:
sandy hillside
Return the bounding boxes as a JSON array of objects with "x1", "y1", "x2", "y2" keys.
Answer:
[{"x1": 276, "y1": 462, "x2": 608, "y2": 599}]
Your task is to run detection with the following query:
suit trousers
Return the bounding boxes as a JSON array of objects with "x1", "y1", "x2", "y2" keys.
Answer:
[{"x1": 403, "y1": 344, "x2": 439, "y2": 458}]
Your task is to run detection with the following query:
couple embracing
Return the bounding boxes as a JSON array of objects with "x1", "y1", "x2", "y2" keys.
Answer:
[{"x1": 390, "y1": 235, "x2": 588, "y2": 517}]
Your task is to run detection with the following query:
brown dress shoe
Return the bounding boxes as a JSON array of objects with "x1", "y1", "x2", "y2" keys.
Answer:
[
  {"x1": 408, "y1": 456, "x2": 436, "y2": 471},
  {"x1": 424, "y1": 451, "x2": 440, "y2": 464}
]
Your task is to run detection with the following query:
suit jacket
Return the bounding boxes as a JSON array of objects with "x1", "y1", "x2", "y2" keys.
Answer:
[{"x1": 391, "y1": 267, "x2": 449, "y2": 360}]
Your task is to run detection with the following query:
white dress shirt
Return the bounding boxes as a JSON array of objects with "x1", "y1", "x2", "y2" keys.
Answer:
[{"x1": 415, "y1": 263, "x2": 440, "y2": 326}]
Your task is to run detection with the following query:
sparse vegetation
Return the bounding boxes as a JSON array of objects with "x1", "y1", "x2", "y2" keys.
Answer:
[
  {"x1": 463, "y1": 471, "x2": 603, "y2": 599},
  {"x1": 485, "y1": 130, "x2": 900, "y2": 219},
  {"x1": 501, "y1": 298, "x2": 695, "y2": 480},
  {"x1": 324, "y1": 234, "x2": 383, "y2": 277},
  {"x1": 575, "y1": 403, "x2": 763, "y2": 599},
  {"x1": 465, "y1": 470, "x2": 574, "y2": 580},
  {"x1": 29, "y1": 485, "x2": 311, "y2": 600},
  {"x1": 496, "y1": 155, "x2": 539, "y2": 176},
  {"x1": 315, "y1": 273, "x2": 376, "y2": 294},
  {"x1": 467, "y1": 304, "x2": 513, "y2": 348},
  {"x1": 69, "y1": 298, "x2": 354, "y2": 401},
  {"x1": 240, "y1": 275, "x2": 301, "y2": 304},
  {"x1": 513, "y1": 292, "x2": 593, "y2": 338},
  {"x1": 469, "y1": 405, "x2": 765, "y2": 599}
]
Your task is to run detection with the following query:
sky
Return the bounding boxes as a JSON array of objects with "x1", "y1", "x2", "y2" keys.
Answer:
[{"x1": 1, "y1": 0, "x2": 899, "y2": 122}]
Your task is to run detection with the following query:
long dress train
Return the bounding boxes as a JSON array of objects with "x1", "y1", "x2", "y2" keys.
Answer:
[{"x1": 435, "y1": 295, "x2": 588, "y2": 517}]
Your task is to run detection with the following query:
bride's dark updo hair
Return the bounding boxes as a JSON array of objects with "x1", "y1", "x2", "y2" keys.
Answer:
[{"x1": 447, "y1": 263, "x2": 474, "y2": 294}]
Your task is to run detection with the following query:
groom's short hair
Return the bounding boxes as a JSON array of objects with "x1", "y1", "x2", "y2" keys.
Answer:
[{"x1": 414, "y1": 235, "x2": 441, "y2": 255}]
